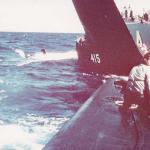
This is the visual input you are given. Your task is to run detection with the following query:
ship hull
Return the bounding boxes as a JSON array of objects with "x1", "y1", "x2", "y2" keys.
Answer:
[{"x1": 73, "y1": 0, "x2": 144, "y2": 75}]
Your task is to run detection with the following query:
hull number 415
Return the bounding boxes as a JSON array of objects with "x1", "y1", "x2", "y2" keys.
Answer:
[{"x1": 90, "y1": 54, "x2": 100, "y2": 64}]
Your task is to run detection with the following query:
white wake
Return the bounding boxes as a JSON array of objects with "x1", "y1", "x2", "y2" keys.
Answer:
[
  {"x1": 15, "y1": 49, "x2": 78, "y2": 66},
  {"x1": 15, "y1": 49, "x2": 26, "y2": 59}
]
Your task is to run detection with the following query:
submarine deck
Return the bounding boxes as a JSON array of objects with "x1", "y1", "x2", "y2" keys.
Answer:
[{"x1": 43, "y1": 79, "x2": 150, "y2": 150}]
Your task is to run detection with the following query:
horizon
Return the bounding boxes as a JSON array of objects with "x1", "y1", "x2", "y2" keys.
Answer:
[{"x1": 0, "y1": 0, "x2": 150, "y2": 33}]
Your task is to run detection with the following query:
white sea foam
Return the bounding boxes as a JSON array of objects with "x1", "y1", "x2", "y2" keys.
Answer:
[
  {"x1": 0, "y1": 115, "x2": 69, "y2": 150},
  {"x1": 0, "y1": 90, "x2": 7, "y2": 101},
  {"x1": 0, "y1": 90, "x2": 6, "y2": 93},
  {"x1": 15, "y1": 49, "x2": 26, "y2": 59},
  {"x1": 30, "y1": 51, "x2": 78, "y2": 61},
  {"x1": 0, "y1": 79, "x2": 4, "y2": 84},
  {"x1": 0, "y1": 124, "x2": 43, "y2": 150},
  {"x1": 15, "y1": 49, "x2": 78, "y2": 66}
]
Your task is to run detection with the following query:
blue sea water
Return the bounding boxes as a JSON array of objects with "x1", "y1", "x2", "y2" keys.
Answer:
[{"x1": 0, "y1": 32, "x2": 102, "y2": 150}]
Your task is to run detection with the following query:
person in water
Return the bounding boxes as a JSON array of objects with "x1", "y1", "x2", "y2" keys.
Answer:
[
  {"x1": 26, "y1": 48, "x2": 46, "y2": 58},
  {"x1": 120, "y1": 52, "x2": 150, "y2": 114},
  {"x1": 41, "y1": 48, "x2": 46, "y2": 54}
]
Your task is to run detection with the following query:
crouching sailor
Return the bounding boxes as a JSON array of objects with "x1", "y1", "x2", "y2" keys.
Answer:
[{"x1": 120, "y1": 52, "x2": 150, "y2": 115}]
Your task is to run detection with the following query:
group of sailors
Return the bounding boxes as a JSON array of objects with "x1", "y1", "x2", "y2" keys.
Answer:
[{"x1": 121, "y1": 6, "x2": 150, "y2": 23}]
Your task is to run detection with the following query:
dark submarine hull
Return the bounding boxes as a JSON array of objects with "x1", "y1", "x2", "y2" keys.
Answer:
[
  {"x1": 73, "y1": 0, "x2": 149, "y2": 75},
  {"x1": 43, "y1": 79, "x2": 150, "y2": 150}
]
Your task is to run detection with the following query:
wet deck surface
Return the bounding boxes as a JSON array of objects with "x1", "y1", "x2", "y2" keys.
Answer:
[{"x1": 43, "y1": 79, "x2": 150, "y2": 150}]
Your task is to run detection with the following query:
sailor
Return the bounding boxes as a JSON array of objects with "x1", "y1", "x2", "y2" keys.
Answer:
[
  {"x1": 120, "y1": 52, "x2": 150, "y2": 114},
  {"x1": 144, "y1": 12, "x2": 149, "y2": 22},
  {"x1": 125, "y1": 9, "x2": 128, "y2": 20},
  {"x1": 129, "y1": 10, "x2": 134, "y2": 21}
]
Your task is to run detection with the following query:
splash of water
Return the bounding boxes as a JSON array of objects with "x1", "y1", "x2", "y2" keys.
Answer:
[
  {"x1": 0, "y1": 115, "x2": 69, "y2": 150},
  {"x1": 15, "y1": 49, "x2": 78, "y2": 66}
]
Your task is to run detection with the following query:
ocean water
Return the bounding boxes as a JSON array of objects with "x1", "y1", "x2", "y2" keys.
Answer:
[{"x1": 0, "y1": 32, "x2": 102, "y2": 150}]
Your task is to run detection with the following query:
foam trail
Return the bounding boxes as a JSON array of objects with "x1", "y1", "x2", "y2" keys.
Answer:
[
  {"x1": 0, "y1": 116, "x2": 69, "y2": 150},
  {"x1": 30, "y1": 51, "x2": 78, "y2": 60},
  {"x1": 15, "y1": 49, "x2": 26, "y2": 58},
  {"x1": 0, "y1": 124, "x2": 43, "y2": 150},
  {"x1": 17, "y1": 50, "x2": 78, "y2": 66}
]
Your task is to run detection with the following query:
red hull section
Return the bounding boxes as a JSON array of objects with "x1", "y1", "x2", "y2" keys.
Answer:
[{"x1": 73, "y1": 0, "x2": 143, "y2": 75}]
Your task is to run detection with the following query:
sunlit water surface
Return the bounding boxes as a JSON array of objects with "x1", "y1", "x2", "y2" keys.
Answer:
[{"x1": 0, "y1": 32, "x2": 102, "y2": 150}]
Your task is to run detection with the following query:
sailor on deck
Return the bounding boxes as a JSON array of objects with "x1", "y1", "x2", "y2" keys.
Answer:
[{"x1": 121, "y1": 52, "x2": 150, "y2": 114}]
